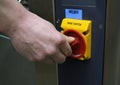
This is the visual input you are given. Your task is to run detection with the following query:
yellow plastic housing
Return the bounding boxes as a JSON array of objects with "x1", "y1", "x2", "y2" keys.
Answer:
[{"x1": 61, "y1": 18, "x2": 92, "y2": 60}]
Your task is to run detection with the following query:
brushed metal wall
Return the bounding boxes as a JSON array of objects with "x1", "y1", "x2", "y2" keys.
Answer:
[
  {"x1": 0, "y1": 36, "x2": 36, "y2": 85},
  {"x1": 103, "y1": 0, "x2": 120, "y2": 85},
  {"x1": 29, "y1": 0, "x2": 54, "y2": 23}
]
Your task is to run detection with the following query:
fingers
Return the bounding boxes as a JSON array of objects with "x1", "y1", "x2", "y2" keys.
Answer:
[
  {"x1": 27, "y1": 34, "x2": 75, "y2": 64},
  {"x1": 59, "y1": 35, "x2": 75, "y2": 57},
  {"x1": 66, "y1": 36, "x2": 75, "y2": 44},
  {"x1": 43, "y1": 57, "x2": 55, "y2": 64},
  {"x1": 37, "y1": 46, "x2": 67, "y2": 64},
  {"x1": 52, "y1": 49, "x2": 66, "y2": 63},
  {"x1": 44, "y1": 48, "x2": 66, "y2": 64},
  {"x1": 39, "y1": 54, "x2": 66, "y2": 64}
]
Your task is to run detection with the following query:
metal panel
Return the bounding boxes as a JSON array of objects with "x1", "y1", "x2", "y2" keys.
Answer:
[
  {"x1": 54, "y1": 0, "x2": 106, "y2": 85},
  {"x1": 28, "y1": 0, "x2": 58, "y2": 85},
  {"x1": 103, "y1": 0, "x2": 120, "y2": 85},
  {"x1": 0, "y1": 36, "x2": 36, "y2": 85},
  {"x1": 28, "y1": 0, "x2": 54, "y2": 23}
]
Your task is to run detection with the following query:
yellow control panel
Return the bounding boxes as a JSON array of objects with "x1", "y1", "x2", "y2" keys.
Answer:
[{"x1": 61, "y1": 18, "x2": 92, "y2": 60}]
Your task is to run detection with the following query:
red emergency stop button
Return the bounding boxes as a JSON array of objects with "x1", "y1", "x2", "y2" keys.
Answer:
[{"x1": 63, "y1": 29, "x2": 86, "y2": 59}]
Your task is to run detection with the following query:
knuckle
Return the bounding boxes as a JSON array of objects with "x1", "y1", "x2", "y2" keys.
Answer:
[
  {"x1": 55, "y1": 35, "x2": 66, "y2": 46},
  {"x1": 57, "y1": 57, "x2": 66, "y2": 64},
  {"x1": 66, "y1": 49, "x2": 72, "y2": 56},
  {"x1": 35, "y1": 53, "x2": 46, "y2": 61},
  {"x1": 46, "y1": 47, "x2": 57, "y2": 56},
  {"x1": 53, "y1": 53, "x2": 66, "y2": 64}
]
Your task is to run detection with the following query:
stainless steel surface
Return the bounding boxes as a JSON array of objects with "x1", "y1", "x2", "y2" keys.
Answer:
[
  {"x1": 29, "y1": 0, "x2": 54, "y2": 23},
  {"x1": 29, "y1": 0, "x2": 58, "y2": 85},
  {"x1": 103, "y1": 0, "x2": 120, "y2": 85},
  {"x1": 35, "y1": 63, "x2": 58, "y2": 85},
  {"x1": 0, "y1": 36, "x2": 36, "y2": 85}
]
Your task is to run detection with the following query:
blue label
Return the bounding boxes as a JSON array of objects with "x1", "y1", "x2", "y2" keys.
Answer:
[{"x1": 65, "y1": 9, "x2": 82, "y2": 19}]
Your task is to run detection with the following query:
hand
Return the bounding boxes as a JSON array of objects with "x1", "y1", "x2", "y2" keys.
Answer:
[{"x1": 8, "y1": 12, "x2": 74, "y2": 64}]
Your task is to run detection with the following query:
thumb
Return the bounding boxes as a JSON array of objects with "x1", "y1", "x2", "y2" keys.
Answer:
[{"x1": 65, "y1": 36, "x2": 75, "y2": 43}]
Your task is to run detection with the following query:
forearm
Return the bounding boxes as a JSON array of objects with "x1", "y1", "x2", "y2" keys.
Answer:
[{"x1": 0, "y1": 0, "x2": 28, "y2": 35}]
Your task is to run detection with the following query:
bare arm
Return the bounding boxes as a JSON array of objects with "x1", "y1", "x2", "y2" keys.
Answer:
[
  {"x1": 0, "y1": 0, "x2": 28, "y2": 34},
  {"x1": 0, "y1": 0, "x2": 74, "y2": 63}
]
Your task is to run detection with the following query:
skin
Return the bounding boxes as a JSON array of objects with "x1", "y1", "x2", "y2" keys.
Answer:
[{"x1": 0, "y1": 0, "x2": 74, "y2": 64}]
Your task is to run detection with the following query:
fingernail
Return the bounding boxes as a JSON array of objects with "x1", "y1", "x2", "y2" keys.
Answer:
[{"x1": 68, "y1": 37, "x2": 75, "y2": 43}]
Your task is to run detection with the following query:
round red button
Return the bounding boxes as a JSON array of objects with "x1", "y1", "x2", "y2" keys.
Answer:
[{"x1": 63, "y1": 29, "x2": 86, "y2": 59}]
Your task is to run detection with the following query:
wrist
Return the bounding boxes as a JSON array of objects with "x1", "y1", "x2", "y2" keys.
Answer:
[
  {"x1": 4, "y1": 11, "x2": 30, "y2": 37},
  {"x1": 0, "y1": 0, "x2": 29, "y2": 37}
]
